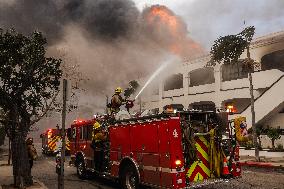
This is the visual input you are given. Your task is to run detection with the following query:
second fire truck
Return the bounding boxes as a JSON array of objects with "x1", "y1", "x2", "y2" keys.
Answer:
[{"x1": 41, "y1": 128, "x2": 71, "y2": 155}]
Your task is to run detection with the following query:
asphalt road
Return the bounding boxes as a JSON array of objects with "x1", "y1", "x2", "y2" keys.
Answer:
[
  {"x1": 31, "y1": 143, "x2": 284, "y2": 189},
  {"x1": 199, "y1": 167, "x2": 284, "y2": 189},
  {"x1": 32, "y1": 143, "x2": 120, "y2": 189}
]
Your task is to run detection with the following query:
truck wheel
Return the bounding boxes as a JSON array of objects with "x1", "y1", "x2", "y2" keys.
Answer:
[
  {"x1": 77, "y1": 159, "x2": 86, "y2": 179},
  {"x1": 120, "y1": 164, "x2": 139, "y2": 189}
]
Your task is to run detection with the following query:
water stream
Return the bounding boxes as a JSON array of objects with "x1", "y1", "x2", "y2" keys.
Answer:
[{"x1": 134, "y1": 56, "x2": 179, "y2": 100}]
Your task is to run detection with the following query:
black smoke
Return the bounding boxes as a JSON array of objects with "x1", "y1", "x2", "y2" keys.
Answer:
[{"x1": 0, "y1": 0, "x2": 140, "y2": 43}]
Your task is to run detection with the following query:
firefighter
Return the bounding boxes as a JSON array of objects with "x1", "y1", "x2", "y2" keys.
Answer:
[
  {"x1": 164, "y1": 105, "x2": 175, "y2": 114},
  {"x1": 183, "y1": 122, "x2": 197, "y2": 163},
  {"x1": 26, "y1": 137, "x2": 38, "y2": 170},
  {"x1": 240, "y1": 120, "x2": 248, "y2": 137},
  {"x1": 25, "y1": 137, "x2": 37, "y2": 185},
  {"x1": 110, "y1": 87, "x2": 125, "y2": 114},
  {"x1": 91, "y1": 121, "x2": 107, "y2": 172}
]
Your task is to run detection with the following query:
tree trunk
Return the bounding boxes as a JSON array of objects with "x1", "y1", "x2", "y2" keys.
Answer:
[
  {"x1": 8, "y1": 137, "x2": 11, "y2": 165},
  {"x1": 11, "y1": 128, "x2": 32, "y2": 188},
  {"x1": 272, "y1": 139, "x2": 275, "y2": 149},
  {"x1": 257, "y1": 136, "x2": 262, "y2": 149},
  {"x1": 247, "y1": 47, "x2": 259, "y2": 161}
]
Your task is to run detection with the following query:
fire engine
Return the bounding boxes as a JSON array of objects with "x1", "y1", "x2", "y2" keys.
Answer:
[
  {"x1": 69, "y1": 110, "x2": 242, "y2": 188},
  {"x1": 40, "y1": 128, "x2": 71, "y2": 155}
]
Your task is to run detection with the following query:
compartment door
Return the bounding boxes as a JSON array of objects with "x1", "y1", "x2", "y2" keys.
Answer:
[{"x1": 186, "y1": 135, "x2": 210, "y2": 182}]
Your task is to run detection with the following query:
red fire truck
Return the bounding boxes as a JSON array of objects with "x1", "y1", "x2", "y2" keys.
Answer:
[
  {"x1": 69, "y1": 111, "x2": 241, "y2": 188},
  {"x1": 40, "y1": 128, "x2": 71, "y2": 155}
]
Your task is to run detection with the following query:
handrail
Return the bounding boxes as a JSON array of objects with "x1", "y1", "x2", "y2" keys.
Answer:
[{"x1": 239, "y1": 74, "x2": 284, "y2": 114}]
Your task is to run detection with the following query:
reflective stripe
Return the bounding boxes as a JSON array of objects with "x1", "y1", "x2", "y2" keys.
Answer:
[
  {"x1": 195, "y1": 143, "x2": 209, "y2": 162},
  {"x1": 198, "y1": 162, "x2": 210, "y2": 177},
  {"x1": 144, "y1": 166, "x2": 184, "y2": 173},
  {"x1": 199, "y1": 136, "x2": 209, "y2": 147},
  {"x1": 194, "y1": 172, "x2": 204, "y2": 182},
  {"x1": 48, "y1": 136, "x2": 60, "y2": 151},
  {"x1": 112, "y1": 160, "x2": 184, "y2": 174},
  {"x1": 161, "y1": 167, "x2": 185, "y2": 173},
  {"x1": 187, "y1": 135, "x2": 211, "y2": 182},
  {"x1": 143, "y1": 165, "x2": 157, "y2": 171},
  {"x1": 186, "y1": 161, "x2": 198, "y2": 177},
  {"x1": 171, "y1": 117, "x2": 180, "y2": 120}
]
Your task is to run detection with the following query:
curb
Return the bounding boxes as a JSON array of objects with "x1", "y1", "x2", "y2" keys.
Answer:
[
  {"x1": 0, "y1": 179, "x2": 48, "y2": 189},
  {"x1": 240, "y1": 161, "x2": 284, "y2": 170}
]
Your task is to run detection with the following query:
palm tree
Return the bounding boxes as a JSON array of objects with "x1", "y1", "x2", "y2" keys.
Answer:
[{"x1": 208, "y1": 26, "x2": 260, "y2": 161}]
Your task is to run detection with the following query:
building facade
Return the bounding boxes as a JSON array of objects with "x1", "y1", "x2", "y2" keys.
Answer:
[{"x1": 139, "y1": 31, "x2": 284, "y2": 147}]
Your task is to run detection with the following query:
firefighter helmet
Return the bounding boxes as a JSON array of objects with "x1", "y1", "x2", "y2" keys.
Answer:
[
  {"x1": 115, "y1": 87, "x2": 122, "y2": 94},
  {"x1": 26, "y1": 137, "x2": 33, "y2": 145},
  {"x1": 93, "y1": 121, "x2": 101, "y2": 130},
  {"x1": 164, "y1": 105, "x2": 174, "y2": 113},
  {"x1": 240, "y1": 121, "x2": 247, "y2": 129}
]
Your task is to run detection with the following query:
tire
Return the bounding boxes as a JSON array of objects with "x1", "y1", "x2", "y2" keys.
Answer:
[
  {"x1": 120, "y1": 164, "x2": 139, "y2": 189},
  {"x1": 76, "y1": 158, "x2": 87, "y2": 179}
]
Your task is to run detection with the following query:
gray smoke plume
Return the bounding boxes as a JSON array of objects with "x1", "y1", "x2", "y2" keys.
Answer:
[
  {"x1": 0, "y1": 0, "x2": 140, "y2": 43},
  {"x1": 0, "y1": 0, "x2": 203, "y2": 134}
]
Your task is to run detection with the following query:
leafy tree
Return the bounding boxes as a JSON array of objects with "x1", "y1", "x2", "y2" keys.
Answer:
[
  {"x1": 267, "y1": 127, "x2": 281, "y2": 149},
  {"x1": 124, "y1": 80, "x2": 140, "y2": 99},
  {"x1": 248, "y1": 125, "x2": 264, "y2": 149},
  {"x1": 0, "y1": 29, "x2": 62, "y2": 187},
  {"x1": 46, "y1": 48, "x2": 89, "y2": 119},
  {"x1": 208, "y1": 26, "x2": 260, "y2": 161}
]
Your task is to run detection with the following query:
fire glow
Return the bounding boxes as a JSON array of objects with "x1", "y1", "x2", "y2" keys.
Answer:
[
  {"x1": 147, "y1": 6, "x2": 179, "y2": 34},
  {"x1": 144, "y1": 5, "x2": 204, "y2": 58}
]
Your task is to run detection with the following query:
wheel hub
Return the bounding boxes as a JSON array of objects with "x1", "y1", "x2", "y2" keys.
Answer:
[{"x1": 126, "y1": 172, "x2": 136, "y2": 189}]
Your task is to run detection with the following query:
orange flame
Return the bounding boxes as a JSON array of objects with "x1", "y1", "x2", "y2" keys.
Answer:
[
  {"x1": 146, "y1": 6, "x2": 180, "y2": 39},
  {"x1": 144, "y1": 5, "x2": 204, "y2": 59}
]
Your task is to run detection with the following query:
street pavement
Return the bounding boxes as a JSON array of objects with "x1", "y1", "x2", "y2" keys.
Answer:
[
  {"x1": 1, "y1": 142, "x2": 284, "y2": 189},
  {"x1": 33, "y1": 155, "x2": 120, "y2": 189},
  {"x1": 205, "y1": 167, "x2": 284, "y2": 189},
  {"x1": 32, "y1": 143, "x2": 120, "y2": 189},
  {"x1": 30, "y1": 155, "x2": 284, "y2": 189}
]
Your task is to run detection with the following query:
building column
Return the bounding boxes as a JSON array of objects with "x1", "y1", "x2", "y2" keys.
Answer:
[
  {"x1": 214, "y1": 64, "x2": 223, "y2": 111},
  {"x1": 183, "y1": 72, "x2": 189, "y2": 97}
]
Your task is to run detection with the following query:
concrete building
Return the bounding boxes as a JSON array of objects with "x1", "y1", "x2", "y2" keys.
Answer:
[{"x1": 139, "y1": 31, "x2": 284, "y2": 148}]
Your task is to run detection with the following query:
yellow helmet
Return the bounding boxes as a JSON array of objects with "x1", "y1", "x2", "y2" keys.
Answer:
[
  {"x1": 115, "y1": 87, "x2": 122, "y2": 94},
  {"x1": 93, "y1": 121, "x2": 101, "y2": 130}
]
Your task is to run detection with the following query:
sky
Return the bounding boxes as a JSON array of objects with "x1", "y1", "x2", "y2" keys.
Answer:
[{"x1": 133, "y1": 0, "x2": 284, "y2": 49}]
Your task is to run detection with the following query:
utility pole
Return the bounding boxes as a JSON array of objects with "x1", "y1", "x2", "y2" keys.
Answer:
[{"x1": 59, "y1": 79, "x2": 67, "y2": 189}]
